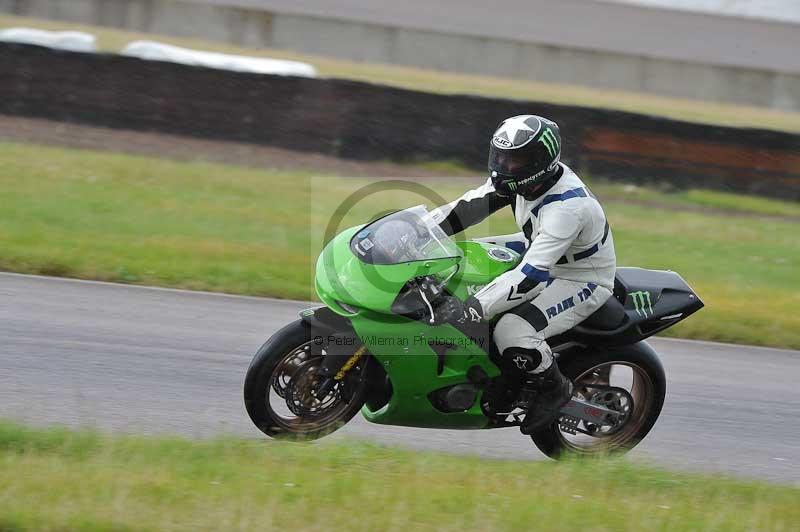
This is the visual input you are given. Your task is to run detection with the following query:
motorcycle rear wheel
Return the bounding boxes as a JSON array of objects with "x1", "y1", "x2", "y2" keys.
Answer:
[
  {"x1": 243, "y1": 320, "x2": 367, "y2": 440},
  {"x1": 531, "y1": 342, "x2": 666, "y2": 458}
]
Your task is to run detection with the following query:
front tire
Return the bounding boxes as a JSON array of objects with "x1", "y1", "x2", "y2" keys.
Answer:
[
  {"x1": 531, "y1": 342, "x2": 666, "y2": 458},
  {"x1": 243, "y1": 320, "x2": 367, "y2": 440}
]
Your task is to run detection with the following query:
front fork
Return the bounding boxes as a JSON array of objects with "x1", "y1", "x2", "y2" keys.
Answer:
[{"x1": 312, "y1": 343, "x2": 367, "y2": 399}]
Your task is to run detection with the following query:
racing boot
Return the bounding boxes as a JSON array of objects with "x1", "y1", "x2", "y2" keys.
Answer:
[{"x1": 519, "y1": 362, "x2": 573, "y2": 435}]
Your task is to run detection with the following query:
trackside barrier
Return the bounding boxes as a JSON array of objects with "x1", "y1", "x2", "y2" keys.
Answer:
[{"x1": 1, "y1": 43, "x2": 798, "y2": 199}]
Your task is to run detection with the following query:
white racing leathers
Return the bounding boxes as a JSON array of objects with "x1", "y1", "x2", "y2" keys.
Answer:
[{"x1": 431, "y1": 164, "x2": 616, "y2": 374}]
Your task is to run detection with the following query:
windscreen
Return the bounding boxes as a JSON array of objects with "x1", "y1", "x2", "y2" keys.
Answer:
[{"x1": 350, "y1": 205, "x2": 461, "y2": 265}]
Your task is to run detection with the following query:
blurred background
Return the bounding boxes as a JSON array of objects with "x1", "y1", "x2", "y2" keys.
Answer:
[
  {"x1": 1, "y1": 0, "x2": 798, "y2": 344},
  {"x1": 2, "y1": 0, "x2": 800, "y2": 196}
]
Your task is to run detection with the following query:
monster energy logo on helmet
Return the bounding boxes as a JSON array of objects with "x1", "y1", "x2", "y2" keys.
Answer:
[
  {"x1": 630, "y1": 291, "x2": 654, "y2": 317},
  {"x1": 538, "y1": 127, "x2": 560, "y2": 158}
]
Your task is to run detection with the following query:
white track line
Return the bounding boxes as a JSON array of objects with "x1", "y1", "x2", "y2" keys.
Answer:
[{"x1": 0, "y1": 271, "x2": 310, "y2": 305}]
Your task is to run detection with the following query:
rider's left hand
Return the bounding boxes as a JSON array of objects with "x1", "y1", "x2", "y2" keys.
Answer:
[
  {"x1": 432, "y1": 296, "x2": 484, "y2": 326},
  {"x1": 432, "y1": 296, "x2": 466, "y2": 325},
  {"x1": 463, "y1": 296, "x2": 485, "y2": 324}
]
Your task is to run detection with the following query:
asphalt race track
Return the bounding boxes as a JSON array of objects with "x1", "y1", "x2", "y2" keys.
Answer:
[{"x1": 1, "y1": 273, "x2": 797, "y2": 484}]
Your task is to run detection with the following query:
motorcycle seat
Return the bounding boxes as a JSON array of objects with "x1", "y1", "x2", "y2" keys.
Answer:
[{"x1": 581, "y1": 294, "x2": 627, "y2": 331}]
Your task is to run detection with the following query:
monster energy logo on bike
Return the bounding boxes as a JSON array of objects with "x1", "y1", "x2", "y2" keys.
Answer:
[
  {"x1": 538, "y1": 128, "x2": 559, "y2": 157},
  {"x1": 630, "y1": 291, "x2": 653, "y2": 317}
]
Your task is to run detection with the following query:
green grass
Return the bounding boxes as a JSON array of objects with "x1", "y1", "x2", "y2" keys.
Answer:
[
  {"x1": 586, "y1": 182, "x2": 800, "y2": 219},
  {"x1": 2, "y1": 13, "x2": 800, "y2": 133},
  {"x1": 0, "y1": 420, "x2": 797, "y2": 532},
  {"x1": 0, "y1": 141, "x2": 798, "y2": 349}
]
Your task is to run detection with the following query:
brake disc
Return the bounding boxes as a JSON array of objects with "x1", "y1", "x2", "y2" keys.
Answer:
[
  {"x1": 272, "y1": 345, "x2": 313, "y2": 399},
  {"x1": 284, "y1": 359, "x2": 341, "y2": 417}
]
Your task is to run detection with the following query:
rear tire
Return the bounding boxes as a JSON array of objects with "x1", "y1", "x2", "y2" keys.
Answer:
[
  {"x1": 531, "y1": 342, "x2": 666, "y2": 459},
  {"x1": 243, "y1": 320, "x2": 366, "y2": 440}
]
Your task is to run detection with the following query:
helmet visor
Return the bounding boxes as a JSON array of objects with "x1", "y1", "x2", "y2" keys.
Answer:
[{"x1": 489, "y1": 147, "x2": 534, "y2": 177}]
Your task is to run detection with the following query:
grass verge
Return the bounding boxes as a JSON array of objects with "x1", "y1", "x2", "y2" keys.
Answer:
[
  {"x1": 0, "y1": 141, "x2": 798, "y2": 349},
  {"x1": 0, "y1": 420, "x2": 798, "y2": 532},
  {"x1": 1, "y1": 13, "x2": 799, "y2": 133}
]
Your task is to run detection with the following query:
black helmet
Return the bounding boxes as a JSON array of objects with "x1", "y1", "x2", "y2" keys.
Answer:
[{"x1": 488, "y1": 114, "x2": 562, "y2": 198}]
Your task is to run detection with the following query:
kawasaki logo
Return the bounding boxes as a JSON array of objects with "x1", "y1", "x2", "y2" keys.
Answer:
[
  {"x1": 466, "y1": 284, "x2": 486, "y2": 295},
  {"x1": 630, "y1": 291, "x2": 653, "y2": 317},
  {"x1": 538, "y1": 128, "x2": 559, "y2": 158}
]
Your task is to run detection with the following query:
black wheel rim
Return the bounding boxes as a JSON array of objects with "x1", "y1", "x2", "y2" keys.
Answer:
[{"x1": 265, "y1": 341, "x2": 361, "y2": 433}]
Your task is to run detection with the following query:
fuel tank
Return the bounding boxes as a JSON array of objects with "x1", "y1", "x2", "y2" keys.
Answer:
[{"x1": 446, "y1": 241, "x2": 521, "y2": 300}]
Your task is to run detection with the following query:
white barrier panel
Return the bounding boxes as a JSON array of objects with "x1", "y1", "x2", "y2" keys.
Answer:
[
  {"x1": 0, "y1": 28, "x2": 97, "y2": 52},
  {"x1": 121, "y1": 41, "x2": 317, "y2": 78}
]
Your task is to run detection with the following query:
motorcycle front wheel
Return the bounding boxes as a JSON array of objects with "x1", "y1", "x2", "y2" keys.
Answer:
[
  {"x1": 531, "y1": 342, "x2": 666, "y2": 458},
  {"x1": 243, "y1": 320, "x2": 367, "y2": 440}
]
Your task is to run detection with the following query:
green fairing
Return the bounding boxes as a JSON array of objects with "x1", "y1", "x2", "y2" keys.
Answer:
[
  {"x1": 354, "y1": 315, "x2": 498, "y2": 429},
  {"x1": 315, "y1": 226, "x2": 461, "y2": 316},
  {"x1": 447, "y1": 241, "x2": 521, "y2": 299},
  {"x1": 315, "y1": 233, "x2": 523, "y2": 429}
]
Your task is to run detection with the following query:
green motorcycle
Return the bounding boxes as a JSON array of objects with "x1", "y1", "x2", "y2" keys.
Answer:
[{"x1": 244, "y1": 206, "x2": 703, "y2": 457}]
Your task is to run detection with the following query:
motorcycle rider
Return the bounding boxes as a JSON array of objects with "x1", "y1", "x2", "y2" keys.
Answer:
[{"x1": 430, "y1": 115, "x2": 616, "y2": 434}]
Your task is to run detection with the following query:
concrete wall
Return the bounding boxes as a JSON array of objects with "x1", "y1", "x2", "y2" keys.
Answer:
[
  {"x1": 2, "y1": 0, "x2": 799, "y2": 110},
  {"x1": 212, "y1": 0, "x2": 800, "y2": 74}
]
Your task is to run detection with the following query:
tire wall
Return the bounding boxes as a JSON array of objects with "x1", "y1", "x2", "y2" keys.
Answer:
[{"x1": 2, "y1": 43, "x2": 799, "y2": 199}]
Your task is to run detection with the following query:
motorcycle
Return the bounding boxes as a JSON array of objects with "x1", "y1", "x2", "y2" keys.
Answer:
[{"x1": 244, "y1": 205, "x2": 703, "y2": 457}]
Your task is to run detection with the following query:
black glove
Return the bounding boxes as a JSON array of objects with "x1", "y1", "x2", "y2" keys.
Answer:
[
  {"x1": 432, "y1": 296, "x2": 484, "y2": 326},
  {"x1": 432, "y1": 296, "x2": 466, "y2": 325}
]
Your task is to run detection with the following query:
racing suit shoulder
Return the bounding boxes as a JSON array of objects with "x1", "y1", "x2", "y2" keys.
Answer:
[
  {"x1": 537, "y1": 200, "x2": 585, "y2": 240},
  {"x1": 543, "y1": 166, "x2": 616, "y2": 289}
]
